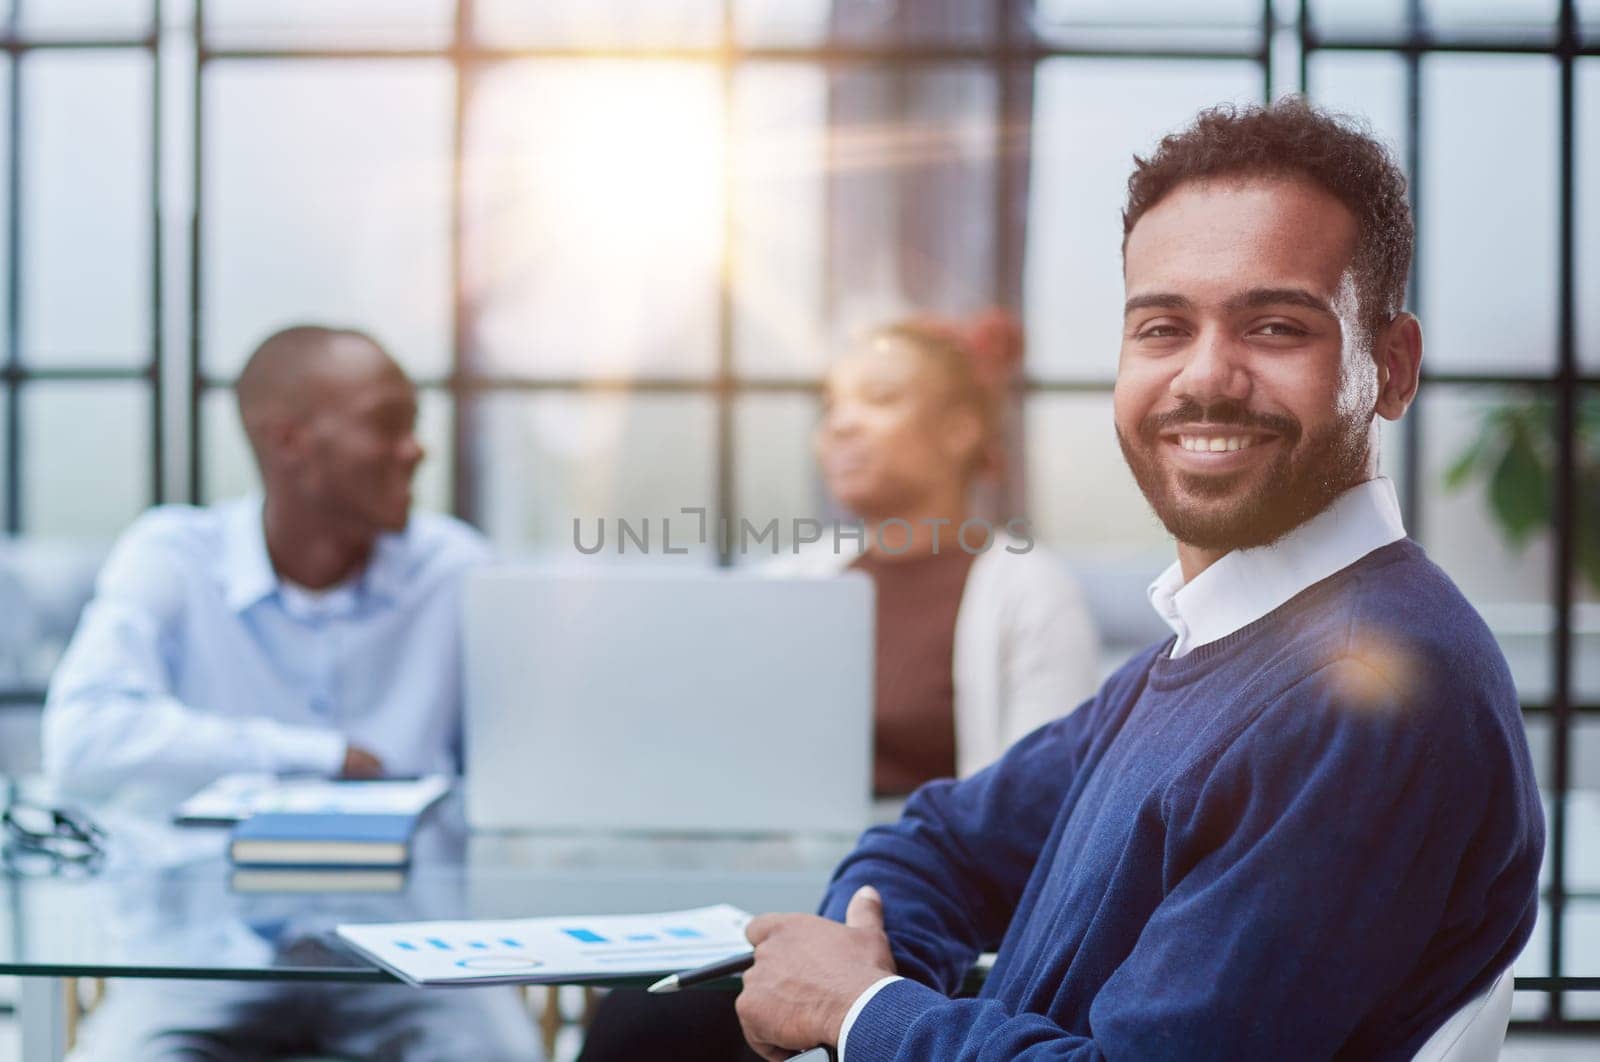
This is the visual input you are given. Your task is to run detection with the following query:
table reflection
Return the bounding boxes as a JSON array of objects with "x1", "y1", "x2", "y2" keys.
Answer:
[{"x1": 0, "y1": 787, "x2": 856, "y2": 983}]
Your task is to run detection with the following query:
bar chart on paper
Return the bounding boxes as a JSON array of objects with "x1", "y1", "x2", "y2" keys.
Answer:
[{"x1": 336, "y1": 904, "x2": 754, "y2": 986}]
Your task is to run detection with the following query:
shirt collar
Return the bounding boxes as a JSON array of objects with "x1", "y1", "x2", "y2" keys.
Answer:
[
  {"x1": 360, "y1": 531, "x2": 409, "y2": 606},
  {"x1": 219, "y1": 495, "x2": 279, "y2": 614},
  {"x1": 1147, "y1": 476, "x2": 1407, "y2": 658},
  {"x1": 218, "y1": 495, "x2": 411, "y2": 614}
]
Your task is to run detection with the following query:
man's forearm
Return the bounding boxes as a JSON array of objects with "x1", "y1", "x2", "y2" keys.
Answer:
[{"x1": 43, "y1": 690, "x2": 346, "y2": 794}]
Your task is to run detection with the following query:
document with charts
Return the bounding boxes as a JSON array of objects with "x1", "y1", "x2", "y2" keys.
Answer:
[
  {"x1": 336, "y1": 904, "x2": 754, "y2": 986},
  {"x1": 175, "y1": 774, "x2": 451, "y2": 826}
]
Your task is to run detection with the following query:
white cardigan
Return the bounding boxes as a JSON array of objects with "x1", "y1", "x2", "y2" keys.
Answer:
[{"x1": 769, "y1": 534, "x2": 1101, "y2": 778}]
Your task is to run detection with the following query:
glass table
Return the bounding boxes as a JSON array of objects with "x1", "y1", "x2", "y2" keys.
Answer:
[{"x1": 1, "y1": 783, "x2": 857, "y2": 1059}]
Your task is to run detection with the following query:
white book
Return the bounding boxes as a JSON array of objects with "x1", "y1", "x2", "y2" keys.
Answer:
[
  {"x1": 336, "y1": 904, "x2": 754, "y2": 987},
  {"x1": 230, "y1": 867, "x2": 407, "y2": 894},
  {"x1": 175, "y1": 773, "x2": 452, "y2": 826}
]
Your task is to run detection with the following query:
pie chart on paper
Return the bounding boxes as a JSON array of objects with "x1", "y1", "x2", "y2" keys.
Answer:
[{"x1": 455, "y1": 956, "x2": 546, "y2": 973}]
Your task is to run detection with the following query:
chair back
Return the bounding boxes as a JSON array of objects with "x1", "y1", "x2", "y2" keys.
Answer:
[{"x1": 1410, "y1": 969, "x2": 1513, "y2": 1062}]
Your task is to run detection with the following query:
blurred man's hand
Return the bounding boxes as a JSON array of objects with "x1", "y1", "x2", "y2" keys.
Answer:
[{"x1": 341, "y1": 744, "x2": 384, "y2": 779}]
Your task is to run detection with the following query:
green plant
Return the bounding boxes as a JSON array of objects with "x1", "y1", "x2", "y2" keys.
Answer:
[{"x1": 1444, "y1": 392, "x2": 1600, "y2": 595}]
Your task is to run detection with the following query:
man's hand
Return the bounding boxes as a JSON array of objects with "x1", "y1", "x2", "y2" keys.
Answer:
[
  {"x1": 340, "y1": 744, "x2": 384, "y2": 779},
  {"x1": 736, "y1": 886, "x2": 897, "y2": 1062}
]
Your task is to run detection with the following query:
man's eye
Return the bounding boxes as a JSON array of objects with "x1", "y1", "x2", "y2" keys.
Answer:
[
  {"x1": 1255, "y1": 322, "x2": 1308, "y2": 337},
  {"x1": 377, "y1": 412, "x2": 416, "y2": 434},
  {"x1": 1136, "y1": 325, "x2": 1183, "y2": 340}
]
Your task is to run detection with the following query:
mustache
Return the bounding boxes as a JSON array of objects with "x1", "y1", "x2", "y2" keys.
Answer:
[{"x1": 1139, "y1": 399, "x2": 1302, "y2": 443}]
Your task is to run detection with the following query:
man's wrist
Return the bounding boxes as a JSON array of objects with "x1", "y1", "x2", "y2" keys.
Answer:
[
  {"x1": 824, "y1": 967, "x2": 897, "y2": 1040},
  {"x1": 256, "y1": 721, "x2": 346, "y2": 775},
  {"x1": 836, "y1": 975, "x2": 904, "y2": 1061}
]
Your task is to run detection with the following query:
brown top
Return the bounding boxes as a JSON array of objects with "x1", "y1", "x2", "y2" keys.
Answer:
[{"x1": 851, "y1": 546, "x2": 976, "y2": 796}]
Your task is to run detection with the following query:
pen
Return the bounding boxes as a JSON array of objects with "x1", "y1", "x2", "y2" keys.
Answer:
[{"x1": 646, "y1": 950, "x2": 755, "y2": 993}]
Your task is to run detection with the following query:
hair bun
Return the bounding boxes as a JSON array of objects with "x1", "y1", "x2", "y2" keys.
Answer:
[
  {"x1": 958, "y1": 308, "x2": 1024, "y2": 389},
  {"x1": 896, "y1": 307, "x2": 1024, "y2": 389},
  {"x1": 880, "y1": 308, "x2": 1022, "y2": 485}
]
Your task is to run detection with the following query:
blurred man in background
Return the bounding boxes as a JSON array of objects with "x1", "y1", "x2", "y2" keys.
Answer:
[{"x1": 44, "y1": 325, "x2": 539, "y2": 1059}]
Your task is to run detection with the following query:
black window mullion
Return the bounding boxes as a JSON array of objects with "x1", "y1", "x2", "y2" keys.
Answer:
[
  {"x1": 188, "y1": 0, "x2": 205, "y2": 504},
  {"x1": 994, "y1": 0, "x2": 1022, "y2": 311},
  {"x1": 995, "y1": 1, "x2": 1031, "y2": 518},
  {"x1": 450, "y1": 0, "x2": 474, "y2": 523},
  {"x1": 714, "y1": 0, "x2": 736, "y2": 567},
  {"x1": 149, "y1": 0, "x2": 164, "y2": 504},
  {"x1": 4, "y1": 7, "x2": 21, "y2": 535},
  {"x1": 1401, "y1": 0, "x2": 1424, "y2": 542},
  {"x1": 1545, "y1": 0, "x2": 1582, "y2": 1025},
  {"x1": 1296, "y1": 0, "x2": 1309, "y2": 94},
  {"x1": 1261, "y1": 0, "x2": 1274, "y2": 103}
]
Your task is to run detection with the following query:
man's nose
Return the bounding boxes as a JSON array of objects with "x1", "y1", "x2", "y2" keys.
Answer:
[{"x1": 1169, "y1": 328, "x2": 1251, "y2": 408}]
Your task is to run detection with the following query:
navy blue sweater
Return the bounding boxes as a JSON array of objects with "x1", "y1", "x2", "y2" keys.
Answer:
[{"x1": 823, "y1": 540, "x2": 1542, "y2": 1060}]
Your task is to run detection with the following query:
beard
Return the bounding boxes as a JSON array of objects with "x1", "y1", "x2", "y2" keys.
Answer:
[{"x1": 1116, "y1": 397, "x2": 1371, "y2": 552}]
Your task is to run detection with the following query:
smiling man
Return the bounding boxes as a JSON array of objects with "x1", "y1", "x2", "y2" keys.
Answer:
[
  {"x1": 46, "y1": 326, "x2": 462, "y2": 793},
  {"x1": 731, "y1": 99, "x2": 1543, "y2": 1061}
]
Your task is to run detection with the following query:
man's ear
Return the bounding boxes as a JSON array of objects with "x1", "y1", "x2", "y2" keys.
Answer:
[
  {"x1": 251, "y1": 409, "x2": 310, "y2": 473},
  {"x1": 1373, "y1": 312, "x2": 1422, "y2": 422}
]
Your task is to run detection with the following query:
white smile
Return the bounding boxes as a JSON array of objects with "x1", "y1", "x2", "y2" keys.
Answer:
[{"x1": 1176, "y1": 435, "x2": 1265, "y2": 453}]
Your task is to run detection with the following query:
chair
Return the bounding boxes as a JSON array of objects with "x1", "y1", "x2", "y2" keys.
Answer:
[
  {"x1": 953, "y1": 954, "x2": 1510, "y2": 1060},
  {"x1": 536, "y1": 984, "x2": 599, "y2": 1057},
  {"x1": 1410, "y1": 969, "x2": 1514, "y2": 1062}
]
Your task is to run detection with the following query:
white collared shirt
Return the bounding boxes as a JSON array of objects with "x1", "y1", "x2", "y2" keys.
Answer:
[
  {"x1": 836, "y1": 477, "x2": 1408, "y2": 1057},
  {"x1": 1148, "y1": 477, "x2": 1408, "y2": 658}
]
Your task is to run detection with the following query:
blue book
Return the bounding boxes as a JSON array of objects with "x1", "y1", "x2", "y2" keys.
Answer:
[{"x1": 229, "y1": 812, "x2": 417, "y2": 868}]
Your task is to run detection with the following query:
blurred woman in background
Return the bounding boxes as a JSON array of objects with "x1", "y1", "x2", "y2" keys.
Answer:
[
  {"x1": 786, "y1": 311, "x2": 1100, "y2": 794},
  {"x1": 578, "y1": 312, "x2": 1101, "y2": 1062}
]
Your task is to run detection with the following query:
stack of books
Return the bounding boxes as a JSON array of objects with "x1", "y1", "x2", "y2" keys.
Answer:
[
  {"x1": 173, "y1": 773, "x2": 452, "y2": 893},
  {"x1": 230, "y1": 812, "x2": 419, "y2": 868}
]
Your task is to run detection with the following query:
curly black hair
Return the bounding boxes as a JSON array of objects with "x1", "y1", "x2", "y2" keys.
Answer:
[{"x1": 1122, "y1": 96, "x2": 1413, "y2": 343}]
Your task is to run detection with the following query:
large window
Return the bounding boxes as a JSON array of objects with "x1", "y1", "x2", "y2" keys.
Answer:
[
  {"x1": 0, "y1": 0, "x2": 1596, "y2": 1028},
  {"x1": 0, "y1": 2, "x2": 161, "y2": 700}
]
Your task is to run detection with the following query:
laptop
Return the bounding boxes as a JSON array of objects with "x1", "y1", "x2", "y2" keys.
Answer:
[{"x1": 463, "y1": 570, "x2": 874, "y2": 834}]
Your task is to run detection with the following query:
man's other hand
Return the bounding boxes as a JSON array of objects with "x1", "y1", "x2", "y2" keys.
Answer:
[
  {"x1": 340, "y1": 744, "x2": 384, "y2": 779},
  {"x1": 736, "y1": 886, "x2": 897, "y2": 1062}
]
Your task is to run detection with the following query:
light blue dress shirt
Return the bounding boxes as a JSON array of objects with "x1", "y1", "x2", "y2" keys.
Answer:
[{"x1": 43, "y1": 496, "x2": 491, "y2": 799}]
